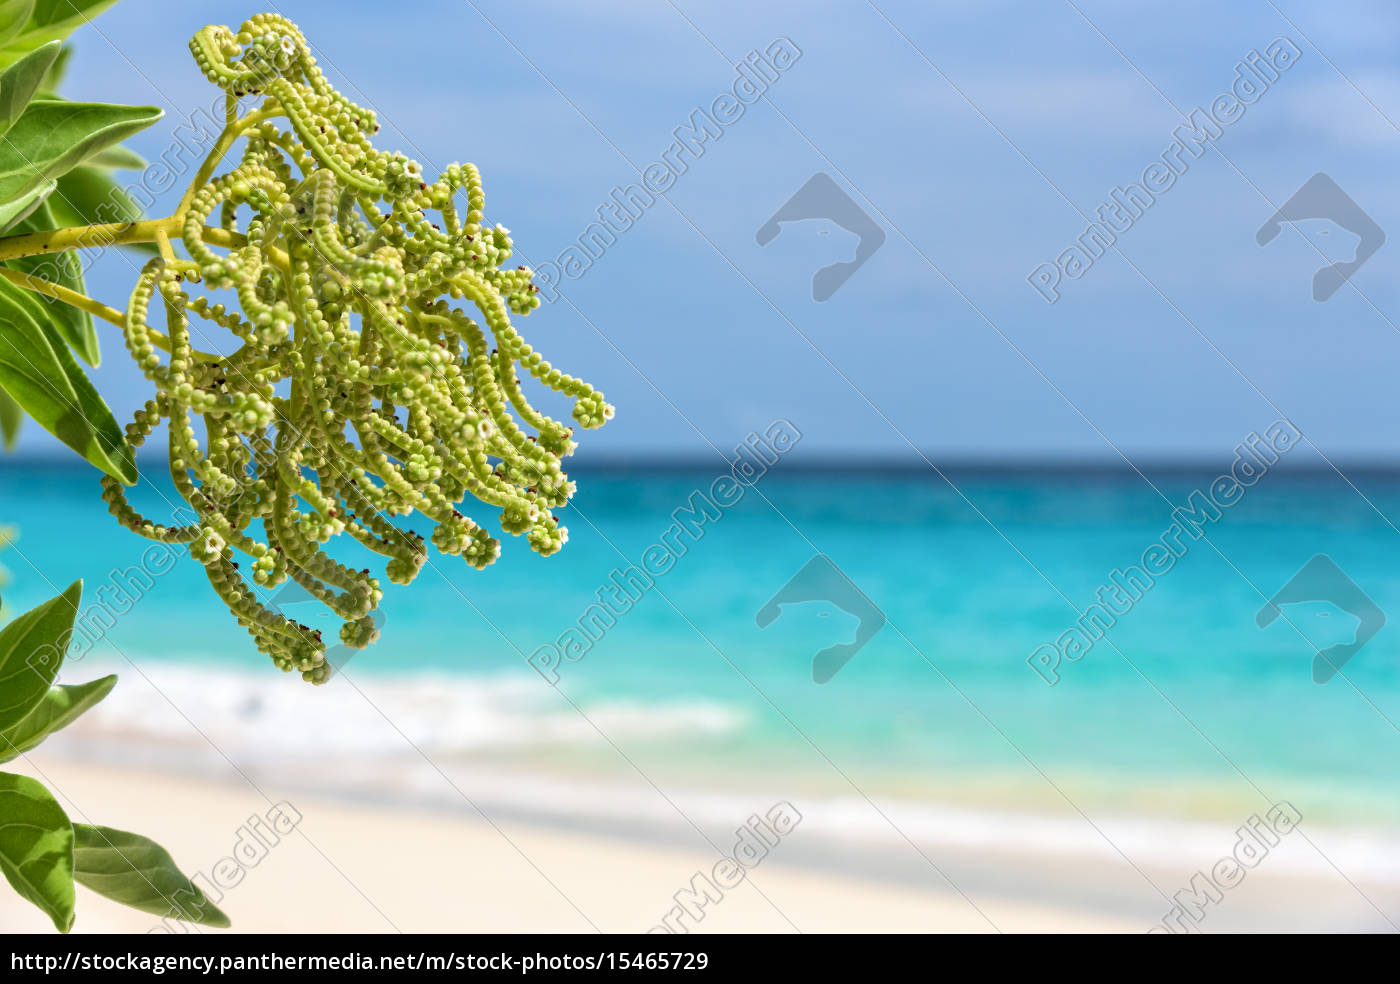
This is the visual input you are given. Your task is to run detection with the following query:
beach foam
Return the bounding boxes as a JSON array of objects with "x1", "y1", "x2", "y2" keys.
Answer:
[
  {"x1": 56, "y1": 655, "x2": 747, "y2": 760},
  {"x1": 42, "y1": 657, "x2": 1400, "y2": 890}
]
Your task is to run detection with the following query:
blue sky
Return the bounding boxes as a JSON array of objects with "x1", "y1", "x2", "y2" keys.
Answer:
[{"x1": 12, "y1": 0, "x2": 1400, "y2": 465}]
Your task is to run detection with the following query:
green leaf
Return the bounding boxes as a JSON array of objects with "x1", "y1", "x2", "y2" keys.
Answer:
[
  {"x1": 0, "y1": 673, "x2": 114, "y2": 762},
  {"x1": 0, "y1": 173, "x2": 47, "y2": 231},
  {"x1": 4, "y1": 197, "x2": 98, "y2": 364},
  {"x1": 0, "y1": 385, "x2": 20, "y2": 448},
  {"x1": 54, "y1": 163, "x2": 153, "y2": 258},
  {"x1": 0, "y1": 40, "x2": 58, "y2": 137},
  {"x1": 35, "y1": 37, "x2": 64, "y2": 94},
  {"x1": 0, "y1": 1, "x2": 36, "y2": 50},
  {"x1": 84, "y1": 143, "x2": 144, "y2": 170},
  {"x1": 54, "y1": 163, "x2": 141, "y2": 224},
  {"x1": 0, "y1": 1, "x2": 117, "y2": 64},
  {"x1": 0, "y1": 579, "x2": 80, "y2": 733},
  {"x1": 0, "y1": 279, "x2": 135, "y2": 482},
  {"x1": 0, "y1": 771, "x2": 74, "y2": 932},
  {"x1": 73, "y1": 824, "x2": 229, "y2": 928},
  {"x1": 0, "y1": 99, "x2": 161, "y2": 232},
  {"x1": 51, "y1": 163, "x2": 152, "y2": 259}
]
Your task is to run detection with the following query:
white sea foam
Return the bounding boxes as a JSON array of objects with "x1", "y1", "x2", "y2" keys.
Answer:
[
  {"x1": 44, "y1": 657, "x2": 1400, "y2": 888},
  {"x1": 54, "y1": 655, "x2": 746, "y2": 762}
]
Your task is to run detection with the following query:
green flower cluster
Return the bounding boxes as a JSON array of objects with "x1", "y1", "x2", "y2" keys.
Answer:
[{"x1": 101, "y1": 14, "x2": 612, "y2": 683}]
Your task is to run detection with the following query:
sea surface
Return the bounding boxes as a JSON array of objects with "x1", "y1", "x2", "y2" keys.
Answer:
[{"x1": 5, "y1": 459, "x2": 1400, "y2": 881}]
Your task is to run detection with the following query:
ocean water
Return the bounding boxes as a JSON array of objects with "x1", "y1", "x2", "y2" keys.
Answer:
[{"x1": 5, "y1": 460, "x2": 1400, "y2": 860}]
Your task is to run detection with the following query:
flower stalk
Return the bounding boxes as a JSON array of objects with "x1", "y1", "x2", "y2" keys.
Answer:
[{"x1": 3, "y1": 13, "x2": 613, "y2": 683}]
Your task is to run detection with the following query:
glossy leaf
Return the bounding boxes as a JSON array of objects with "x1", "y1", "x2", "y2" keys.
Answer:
[
  {"x1": 0, "y1": 174, "x2": 48, "y2": 231},
  {"x1": 50, "y1": 164, "x2": 153, "y2": 259},
  {"x1": 0, "y1": 771, "x2": 74, "y2": 933},
  {"x1": 0, "y1": 673, "x2": 114, "y2": 762},
  {"x1": 0, "y1": 1, "x2": 118, "y2": 64},
  {"x1": 0, "y1": 386, "x2": 20, "y2": 448},
  {"x1": 74, "y1": 824, "x2": 230, "y2": 928},
  {"x1": 53, "y1": 162, "x2": 143, "y2": 224},
  {"x1": 84, "y1": 143, "x2": 144, "y2": 170},
  {"x1": 0, "y1": 40, "x2": 58, "y2": 136},
  {"x1": 0, "y1": 98, "x2": 161, "y2": 232},
  {"x1": 34, "y1": 37, "x2": 64, "y2": 93},
  {"x1": 0, "y1": 279, "x2": 135, "y2": 482},
  {"x1": 4, "y1": 197, "x2": 99, "y2": 364},
  {"x1": 0, "y1": 579, "x2": 80, "y2": 733},
  {"x1": 0, "y1": 1, "x2": 36, "y2": 50}
]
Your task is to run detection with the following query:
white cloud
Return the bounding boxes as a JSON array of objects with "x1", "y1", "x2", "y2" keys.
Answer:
[{"x1": 1282, "y1": 73, "x2": 1400, "y2": 146}]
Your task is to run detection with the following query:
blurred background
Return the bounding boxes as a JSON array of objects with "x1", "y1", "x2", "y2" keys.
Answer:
[{"x1": 4, "y1": 0, "x2": 1400, "y2": 933}]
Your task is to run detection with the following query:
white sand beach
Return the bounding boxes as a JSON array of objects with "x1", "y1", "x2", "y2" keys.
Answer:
[
  {"x1": 5, "y1": 754, "x2": 1398, "y2": 934},
  {"x1": 0, "y1": 758, "x2": 1150, "y2": 935},
  {"x1": 4, "y1": 660, "x2": 1400, "y2": 935}
]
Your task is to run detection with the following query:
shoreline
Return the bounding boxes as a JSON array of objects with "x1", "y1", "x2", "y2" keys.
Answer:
[
  {"x1": 0, "y1": 758, "x2": 1148, "y2": 935},
  {"x1": 3, "y1": 755, "x2": 1397, "y2": 934},
  {"x1": 37, "y1": 726, "x2": 1400, "y2": 883}
]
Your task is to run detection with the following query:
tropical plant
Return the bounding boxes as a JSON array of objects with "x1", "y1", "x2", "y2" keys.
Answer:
[
  {"x1": 0, "y1": 581, "x2": 229, "y2": 931},
  {"x1": 0, "y1": 9, "x2": 610, "y2": 683},
  {"x1": 0, "y1": 2, "x2": 610, "y2": 930},
  {"x1": 0, "y1": 0, "x2": 229, "y2": 935}
]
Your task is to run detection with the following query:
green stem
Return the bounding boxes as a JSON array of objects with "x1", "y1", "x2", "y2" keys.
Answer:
[
  {"x1": 175, "y1": 106, "x2": 280, "y2": 219},
  {"x1": 0, "y1": 264, "x2": 125, "y2": 326},
  {"x1": 0, "y1": 264, "x2": 218, "y2": 361},
  {"x1": 0, "y1": 107, "x2": 280, "y2": 265},
  {"x1": 0, "y1": 217, "x2": 183, "y2": 263},
  {"x1": 155, "y1": 226, "x2": 177, "y2": 263},
  {"x1": 0, "y1": 95, "x2": 293, "y2": 357}
]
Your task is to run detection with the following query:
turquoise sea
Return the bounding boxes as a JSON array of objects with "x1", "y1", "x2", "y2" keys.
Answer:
[{"x1": 5, "y1": 459, "x2": 1400, "y2": 863}]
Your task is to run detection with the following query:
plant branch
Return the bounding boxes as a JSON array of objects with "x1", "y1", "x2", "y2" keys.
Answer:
[
  {"x1": 0, "y1": 265, "x2": 125, "y2": 327},
  {"x1": 0, "y1": 217, "x2": 182, "y2": 262},
  {"x1": 0, "y1": 265, "x2": 221, "y2": 362}
]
